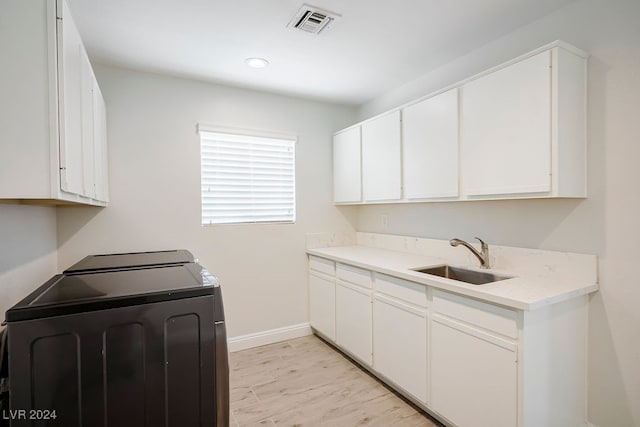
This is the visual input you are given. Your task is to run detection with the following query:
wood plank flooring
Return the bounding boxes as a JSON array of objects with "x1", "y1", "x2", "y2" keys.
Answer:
[{"x1": 229, "y1": 335, "x2": 443, "y2": 427}]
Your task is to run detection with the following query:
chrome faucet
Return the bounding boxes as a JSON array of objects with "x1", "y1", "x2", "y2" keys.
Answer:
[{"x1": 450, "y1": 237, "x2": 491, "y2": 269}]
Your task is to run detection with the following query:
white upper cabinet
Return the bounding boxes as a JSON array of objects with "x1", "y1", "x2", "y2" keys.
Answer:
[
  {"x1": 333, "y1": 126, "x2": 361, "y2": 203},
  {"x1": 402, "y1": 88, "x2": 459, "y2": 199},
  {"x1": 461, "y1": 46, "x2": 586, "y2": 198},
  {"x1": 93, "y1": 84, "x2": 110, "y2": 203},
  {"x1": 58, "y1": 0, "x2": 85, "y2": 197},
  {"x1": 332, "y1": 41, "x2": 586, "y2": 205},
  {"x1": 461, "y1": 51, "x2": 552, "y2": 196},
  {"x1": 361, "y1": 111, "x2": 402, "y2": 202},
  {"x1": 79, "y1": 48, "x2": 97, "y2": 199},
  {"x1": 0, "y1": 0, "x2": 109, "y2": 206}
]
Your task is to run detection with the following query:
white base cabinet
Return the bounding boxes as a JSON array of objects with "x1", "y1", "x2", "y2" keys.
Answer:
[
  {"x1": 373, "y1": 273, "x2": 428, "y2": 404},
  {"x1": 335, "y1": 263, "x2": 372, "y2": 365},
  {"x1": 373, "y1": 294, "x2": 427, "y2": 403},
  {"x1": 309, "y1": 272, "x2": 336, "y2": 342},
  {"x1": 336, "y1": 281, "x2": 372, "y2": 365},
  {"x1": 430, "y1": 316, "x2": 517, "y2": 427},
  {"x1": 308, "y1": 256, "x2": 336, "y2": 341},
  {"x1": 307, "y1": 255, "x2": 588, "y2": 427},
  {"x1": 0, "y1": 0, "x2": 108, "y2": 206}
]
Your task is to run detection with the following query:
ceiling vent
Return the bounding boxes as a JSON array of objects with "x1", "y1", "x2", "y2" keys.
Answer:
[{"x1": 288, "y1": 4, "x2": 340, "y2": 35}]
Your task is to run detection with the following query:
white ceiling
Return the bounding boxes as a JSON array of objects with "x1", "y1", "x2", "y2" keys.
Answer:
[{"x1": 67, "y1": 0, "x2": 577, "y2": 105}]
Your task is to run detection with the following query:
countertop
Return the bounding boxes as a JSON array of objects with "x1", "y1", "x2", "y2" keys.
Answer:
[{"x1": 307, "y1": 245, "x2": 598, "y2": 311}]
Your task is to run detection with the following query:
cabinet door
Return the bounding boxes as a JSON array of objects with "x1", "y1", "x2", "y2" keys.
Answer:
[
  {"x1": 373, "y1": 295, "x2": 427, "y2": 403},
  {"x1": 461, "y1": 51, "x2": 552, "y2": 196},
  {"x1": 336, "y1": 281, "x2": 372, "y2": 365},
  {"x1": 80, "y1": 48, "x2": 96, "y2": 199},
  {"x1": 57, "y1": 0, "x2": 84, "y2": 196},
  {"x1": 333, "y1": 127, "x2": 361, "y2": 203},
  {"x1": 402, "y1": 89, "x2": 459, "y2": 199},
  {"x1": 93, "y1": 83, "x2": 109, "y2": 202},
  {"x1": 430, "y1": 317, "x2": 517, "y2": 427},
  {"x1": 309, "y1": 272, "x2": 335, "y2": 341},
  {"x1": 361, "y1": 111, "x2": 401, "y2": 202}
]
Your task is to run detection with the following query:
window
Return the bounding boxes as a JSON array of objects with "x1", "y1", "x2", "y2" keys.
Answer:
[{"x1": 199, "y1": 128, "x2": 296, "y2": 225}]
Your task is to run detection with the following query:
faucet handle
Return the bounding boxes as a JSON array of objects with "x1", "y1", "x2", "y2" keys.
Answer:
[
  {"x1": 474, "y1": 237, "x2": 487, "y2": 248},
  {"x1": 474, "y1": 237, "x2": 490, "y2": 269}
]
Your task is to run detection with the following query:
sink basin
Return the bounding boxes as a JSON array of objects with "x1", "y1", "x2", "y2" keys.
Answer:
[{"x1": 412, "y1": 265, "x2": 512, "y2": 285}]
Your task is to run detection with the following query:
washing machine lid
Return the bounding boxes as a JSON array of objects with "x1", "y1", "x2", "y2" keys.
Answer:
[
  {"x1": 64, "y1": 250, "x2": 195, "y2": 274},
  {"x1": 6, "y1": 263, "x2": 218, "y2": 322}
]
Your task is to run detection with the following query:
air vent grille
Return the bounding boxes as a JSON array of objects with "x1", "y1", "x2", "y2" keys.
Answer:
[{"x1": 288, "y1": 4, "x2": 340, "y2": 35}]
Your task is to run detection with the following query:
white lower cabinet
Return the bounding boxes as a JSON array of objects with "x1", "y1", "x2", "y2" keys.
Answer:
[
  {"x1": 373, "y1": 294, "x2": 427, "y2": 403},
  {"x1": 335, "y1": 281, "x2": 372, "y2": 365},
  {"x1": 309, "y1": 271, "x2": 335, "y2": 341},
  {"x1": 431, "y1": 289, "x2": 518, "y2": 427},
  {"x1": 308, "y1": 256, "x2": 588, "y2": 427},
  {"x1": 430, "y1": 316, "x2": 517, "y2": 427}
]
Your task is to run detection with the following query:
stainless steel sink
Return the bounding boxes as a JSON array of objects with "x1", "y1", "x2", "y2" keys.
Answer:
[{"x1": 412, "y1": 265, "x2": 512, "y2": 285}]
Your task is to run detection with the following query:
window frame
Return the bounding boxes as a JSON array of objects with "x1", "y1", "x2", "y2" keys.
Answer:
[{"x1": 197, "y1": 124, "x2": 297, "y2": 226}]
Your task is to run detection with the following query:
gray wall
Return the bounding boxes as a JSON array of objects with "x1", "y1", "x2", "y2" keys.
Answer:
[
  {"x1": 0, "y1": 204, "x2": 57, "y2": 317},
  {"x1": 56, "y1": 65, "x2": 358, "y2": 338},
  {"x1": 355, "y1": 1, "x2": 640, "y2": 425}
]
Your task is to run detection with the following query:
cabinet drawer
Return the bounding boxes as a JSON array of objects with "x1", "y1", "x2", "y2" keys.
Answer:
[
  {"x1": 336, "y1": 263, "x2": 371, "y2": 288},
  {"x1": 309, "y1": 256, "x2": 335, "y2": 276},
  {"x1": 374, "y1": 273, "x2": 427, "y2": 307},
  {"x1": 432, "y1": 289, "x2": 517, "y2": 339}
]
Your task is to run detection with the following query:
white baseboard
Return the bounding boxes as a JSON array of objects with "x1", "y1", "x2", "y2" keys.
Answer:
[{"x1": 228, "y1": 322, "x2": 312, "y2": 352}]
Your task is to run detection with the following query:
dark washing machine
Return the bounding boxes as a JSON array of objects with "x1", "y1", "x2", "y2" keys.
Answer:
[{"x1": 4, "y1": 253, "x2": 229, "y2": 427}]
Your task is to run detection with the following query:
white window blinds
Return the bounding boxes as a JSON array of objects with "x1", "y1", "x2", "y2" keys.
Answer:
[{"x1": 199, "y1": 130, "x2": 296, "y2": 225}]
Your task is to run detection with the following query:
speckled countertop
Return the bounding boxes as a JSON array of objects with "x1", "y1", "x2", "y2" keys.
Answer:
[{"x1": 307, "y1": 244, "x2": 598, "y2": 311}]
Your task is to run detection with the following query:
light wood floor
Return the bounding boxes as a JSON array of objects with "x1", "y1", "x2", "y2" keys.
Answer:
[{"x1": 229, "y1": 335, "x2": 443, "y2": 427}]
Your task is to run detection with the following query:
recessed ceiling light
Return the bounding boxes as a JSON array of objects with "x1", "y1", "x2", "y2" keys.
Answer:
[{"x1": 245, "y1": 57, "x2": 269, "y2": 68}]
